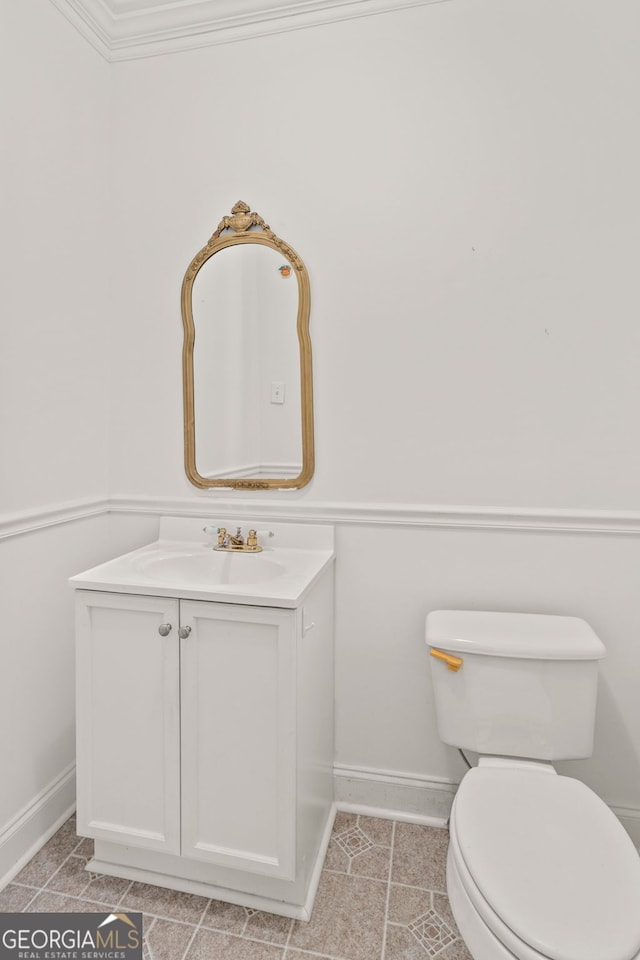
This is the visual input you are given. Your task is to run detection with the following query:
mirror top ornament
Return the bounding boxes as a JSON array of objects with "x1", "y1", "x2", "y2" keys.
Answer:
[{"x1": 181, "y1": 201, "x2": 314, "y2": 490}]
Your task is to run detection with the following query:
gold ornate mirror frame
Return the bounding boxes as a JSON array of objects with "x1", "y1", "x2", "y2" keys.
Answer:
[{"x1": 181, "y1": 201, "x2": 314, "y2": 490}]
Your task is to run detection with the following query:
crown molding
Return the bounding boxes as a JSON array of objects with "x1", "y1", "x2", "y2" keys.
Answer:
[
  {"x1": 49, "y1": 0, "x2": 113, "y2": 59},
  {"x1": 48, "y1": 0, "x2": 449, "y2": 61}
]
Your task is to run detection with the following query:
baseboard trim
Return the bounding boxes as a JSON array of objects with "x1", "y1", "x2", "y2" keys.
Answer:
[
  {"x1": 333, "y1": 764, "x2": 455, "y2": 826},
  {"x1": 334, "y1": 764, "x2": 640, "y2": 849},
  {"x1": 2, "y1": 764, "x2": 636, "y2": 892},
  {"x1": 611, "y1": 805, "x2": 640, "y2": 850},
  {"x1": 0, "y1": 764, "x2": 76, "y2": 891}
]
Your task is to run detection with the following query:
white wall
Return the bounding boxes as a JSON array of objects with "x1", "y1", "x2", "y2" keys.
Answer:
[
  {"x1": 109, "y1": 0, "x2": 640, "y2": 508},
  {"x1": 106, "y1": 0, "x2": 640, "y2": 837},
  {"x1": 0, "y1": 0, "x2": 111, "y2": 879},
  {"x1": 2, "y1": 0, "x2": 640, "y2": 879},
  {"x1": 1, "y1": 0, "x2": 111, "y2": 514}
]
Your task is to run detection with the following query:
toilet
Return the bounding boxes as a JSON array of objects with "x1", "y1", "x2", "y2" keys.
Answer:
[{"x1": 426, "y1": 609, "x2": 640, "y2": 960}]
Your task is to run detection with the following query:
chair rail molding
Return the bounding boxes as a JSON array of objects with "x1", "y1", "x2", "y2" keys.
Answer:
[
  {"x1": 4, "y1": 495, "x2": 640, "y2": 539},
  {"x1": 0, "y1": 498, "x2": 109, "y2": 542},
  {"x1": 109, "y1": 495, "x2": 640, "y2": 536},
  {"x1": 47, "y1": 0, "x2": 450, "y2": 61}
]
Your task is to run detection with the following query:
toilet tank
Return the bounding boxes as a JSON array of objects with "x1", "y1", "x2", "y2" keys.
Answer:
[{"x1": 426, "y1": 610, "x2": 606, "y2": 761}]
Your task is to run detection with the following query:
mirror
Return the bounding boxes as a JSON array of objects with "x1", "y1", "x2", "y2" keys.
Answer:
[{"x1": 181, "y1": 201, "x2": 314, "y2": 490}]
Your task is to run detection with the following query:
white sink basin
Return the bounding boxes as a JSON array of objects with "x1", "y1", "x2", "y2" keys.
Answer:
[
  {"x1": 69, "y1": 517, "x2": 335, "y2": 608},
  {"x1": 134, "y1": 550, "x2": 285, "y2": 587}
]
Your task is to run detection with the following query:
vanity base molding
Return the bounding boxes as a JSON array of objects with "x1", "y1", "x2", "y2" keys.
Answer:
[{"x1": 89, "y1": 804, "x2": 336, "y2": 921}]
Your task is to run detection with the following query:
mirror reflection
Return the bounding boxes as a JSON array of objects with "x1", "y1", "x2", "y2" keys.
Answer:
[
  {"x1": 192, "y1": 246, "x2": 301, "y2": 480},
  {"x1": 181, "y1": 201, "x2": 314, "y2": 490}
]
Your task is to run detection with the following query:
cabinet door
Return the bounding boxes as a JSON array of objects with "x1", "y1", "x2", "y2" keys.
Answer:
[
  {"x1": 180, "y1": 601, "x2": 296, "y2": 880},
  {"x1": 75, "y1": 591, "x2": 181, "y2": 854}
]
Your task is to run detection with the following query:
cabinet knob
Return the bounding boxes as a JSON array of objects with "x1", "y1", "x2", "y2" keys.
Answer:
[
  {"x1": 179, "y1": 626, "x2": 192, "y2": 639},
  {"x1": 158, "y1": 623, "x2": 172, "y2": 637}
]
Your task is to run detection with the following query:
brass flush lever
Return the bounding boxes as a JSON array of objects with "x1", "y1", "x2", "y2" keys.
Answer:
[{"x1": 430, "y1": 648, "x2": 463, "y2": 672}]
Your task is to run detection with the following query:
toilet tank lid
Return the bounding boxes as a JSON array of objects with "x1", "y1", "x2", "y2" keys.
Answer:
[{"x1": 426, "y1": 610, "x2": 606, "y2": 660}]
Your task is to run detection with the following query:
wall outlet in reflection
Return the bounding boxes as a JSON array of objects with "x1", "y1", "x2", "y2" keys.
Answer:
[{"x1": 271, "y1": 381, "x2": 285, "y2": 404}]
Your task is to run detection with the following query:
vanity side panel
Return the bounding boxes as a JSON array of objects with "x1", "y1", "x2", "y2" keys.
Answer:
[
  {"x1": 75, "y1": 591, "x2": 181, "y2": 853},
  {"x1": 296, "y1": 564, "x2": 336, "y2": 883}
]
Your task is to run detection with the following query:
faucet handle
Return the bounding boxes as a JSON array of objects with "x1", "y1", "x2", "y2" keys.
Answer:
[
  {"x1": 203, "y1": 525, "x2": 227, "y2": 547},
  {"x1": 246, "y1": 529, "x2": 274, "y2": 550}
]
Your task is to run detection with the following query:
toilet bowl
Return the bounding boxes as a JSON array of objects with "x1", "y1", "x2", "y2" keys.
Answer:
[
  {"x1": 425, "y1": 610, "x2": 640, "y2": 960},
  {"x1": 447, "y1": 759, "x2": 640, "y2": 960}
]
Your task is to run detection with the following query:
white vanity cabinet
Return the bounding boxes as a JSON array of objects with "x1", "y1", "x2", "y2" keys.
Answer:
[
  {"x1": 72, "y1": 522, "x2": 335, "y2": 920},
  {"x1": 75, "y1": 592, "x2": 182, "y2": 856},
  {"x1": 180, "y1": 600, "x2": 297, "y2": 881}
]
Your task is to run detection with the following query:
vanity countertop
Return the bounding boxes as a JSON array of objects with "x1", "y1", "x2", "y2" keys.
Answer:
[{"x1": 69, "y1": 517, "x2": 335, "y2": 608}]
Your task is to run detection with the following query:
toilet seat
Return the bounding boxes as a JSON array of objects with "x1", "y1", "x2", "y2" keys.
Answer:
[{"x1": 449, "y1": 764, "x2": 640, "y2": 960}]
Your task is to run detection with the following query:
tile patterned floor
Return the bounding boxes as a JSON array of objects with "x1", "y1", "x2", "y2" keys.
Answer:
[{"x1": 0, "y1": 812, "x2": 472, "y2": 960}]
